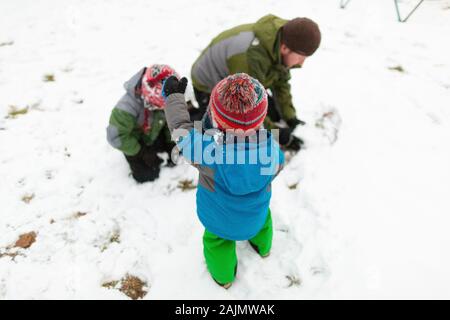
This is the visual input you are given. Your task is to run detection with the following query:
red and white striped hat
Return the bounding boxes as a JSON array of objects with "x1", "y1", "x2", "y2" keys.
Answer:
[
  {"x1": 209, "y1": 73, "x2": 268, "y2": 131},
  {"x1": 141, "y1": 64, "x2": 178, "y2": 109}
]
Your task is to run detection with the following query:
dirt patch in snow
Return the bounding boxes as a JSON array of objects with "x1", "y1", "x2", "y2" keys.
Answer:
[
  {"x1": 21, "y1": 193, "x2": 35, "y2": 204},
  {"x1": 103, "y1": 275, "x2": 148, "y2": 300},
  {"x1": 14, "y1": 232, "x2": 37, "y2": 249},
  {"x1": 178, "y1": 179, "x2": 196, "y2": 191}
]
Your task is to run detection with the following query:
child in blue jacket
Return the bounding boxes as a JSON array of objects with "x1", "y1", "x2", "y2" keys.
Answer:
[{"x1": 162, "y1": 73, "x2": 284, "y2": 288}]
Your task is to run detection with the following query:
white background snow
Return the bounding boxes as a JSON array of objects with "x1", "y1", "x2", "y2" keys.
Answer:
[{"x1": 1, "y1": 0, "x2": 450, "y2": 299}]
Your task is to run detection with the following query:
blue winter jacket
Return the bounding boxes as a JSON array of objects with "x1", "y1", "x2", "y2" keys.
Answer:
[{"x1": 164, "y1": 93, "x2": 284, "y2": 240}]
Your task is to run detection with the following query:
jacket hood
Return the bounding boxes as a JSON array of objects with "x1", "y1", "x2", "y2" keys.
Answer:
[{"x1": 123, "y1": 67, "x2": 146, "y2": 97}]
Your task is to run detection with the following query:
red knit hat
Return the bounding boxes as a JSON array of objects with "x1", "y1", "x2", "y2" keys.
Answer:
[
  {"x1": 141, "y1": 64, "x2": 178, "y2": 109},
  {"x1": 209, "y1": 73, "x2": 268, "y2": 132}
]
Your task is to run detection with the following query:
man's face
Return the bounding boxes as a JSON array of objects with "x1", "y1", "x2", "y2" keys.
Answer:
[{"x1": 280, "y1": 44, "x2": 307, "y2": 68}]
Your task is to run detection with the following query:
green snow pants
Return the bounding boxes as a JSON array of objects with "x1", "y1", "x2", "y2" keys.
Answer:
[{"x1": 203, "y1": 209, "x2": 273, "y2": 285}]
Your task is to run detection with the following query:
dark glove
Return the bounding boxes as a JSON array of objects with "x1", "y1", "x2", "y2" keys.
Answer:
[
  {"x1": 277, "y1": 127, "x2": 304, "y2": 151},
  {"x1": 278, "y1": 127, "x2": 293, "y2": 146},
  {"x1": 162, "y1": 76, "x2": 188, "y2": 98},
  {"x1": 286, "y1": 117, "x2": 306, "y2": 130},
  {"x1": 286, "y1": 136, "x2": 304, "y2": 152}
]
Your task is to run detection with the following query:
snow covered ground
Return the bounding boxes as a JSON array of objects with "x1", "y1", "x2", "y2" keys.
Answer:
[{"x1": 1, "y1": 0, "x2": 450, "y2": 299}]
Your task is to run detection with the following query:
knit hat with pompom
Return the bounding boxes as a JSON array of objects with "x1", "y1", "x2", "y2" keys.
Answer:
[
  {"x1": 209, "y1": 73, "x2": 268, "y2": 131},
  {"x1": 141, "y1": 64, "x2": 178, "y2": 109}
]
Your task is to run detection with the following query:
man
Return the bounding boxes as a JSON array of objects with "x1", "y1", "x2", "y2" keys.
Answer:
[{"x1": 191, "y1": 14, "x2": 321, "y2": 151}]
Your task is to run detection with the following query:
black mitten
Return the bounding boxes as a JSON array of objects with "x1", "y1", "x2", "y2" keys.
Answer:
[
  {"x1": 286, "y1": 117, "x2": 306, "y2": 130},
  {"x1": 163, "y1": 76, "x2": 188, "y2": 98},
  {"x1": 286, "y1": 136, "x2": 304, "y2": 152},
  {"x1": 278, "y1": 127, "x2": 293, "y2": 146}
]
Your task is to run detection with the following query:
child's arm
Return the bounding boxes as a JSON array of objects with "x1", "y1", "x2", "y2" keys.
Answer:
[
  {"x1": 162, "y1": 77, "x2": 206, "y2": 165},
  {"x1": 164, "y1": 95, "x2": 193, "y2": 134},
  {"x1": 162, "y1": 76, "x2": 192, "y2": 137}
]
